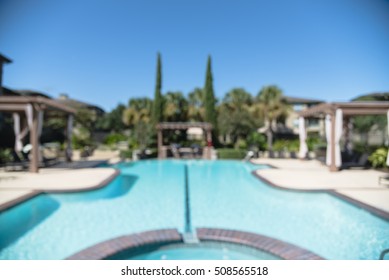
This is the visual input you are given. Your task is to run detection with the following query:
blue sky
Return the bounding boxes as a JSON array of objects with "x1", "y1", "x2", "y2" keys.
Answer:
[{"x1": 1, "y1": 0, "x2": 389, "y2": 111}]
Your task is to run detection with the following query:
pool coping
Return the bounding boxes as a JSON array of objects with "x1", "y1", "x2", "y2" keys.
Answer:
[
  {"x1": 251, "y1": 170, "x2": 389, "y2": 221},
  {"x1": 0, "y1": 190, "x2": 41, "y2": 212},
  {"x1": 66, "y1": 228, "x2": 324, "y2": 260},
  {"x1": 0, "y1": 169, "x2": 120, "y2": 212}
]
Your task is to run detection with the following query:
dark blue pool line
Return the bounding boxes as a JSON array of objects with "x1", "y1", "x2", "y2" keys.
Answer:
[{"x1": 184, "y1": 164, "x2": 192, "y2": 233}]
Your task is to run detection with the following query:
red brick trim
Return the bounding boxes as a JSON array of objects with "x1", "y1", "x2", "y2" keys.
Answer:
[
  {"x1": 66, "y1": 228, "x2": 324, "y2": 260},
  {"x1": 196, "y1": 228, "x2": 324, "y2": 260},
  {"x1": 66, "y1": 229, "x2": 182, "y2": 260}
]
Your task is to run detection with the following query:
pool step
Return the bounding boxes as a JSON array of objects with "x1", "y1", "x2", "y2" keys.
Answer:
[{"x1": 182, "y1": 232, "x2": 199, "y2": 244}]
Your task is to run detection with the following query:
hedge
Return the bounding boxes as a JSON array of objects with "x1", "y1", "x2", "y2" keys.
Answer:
[{"x1": 217, "y1": 148, "x2": 247, "y2": 159}]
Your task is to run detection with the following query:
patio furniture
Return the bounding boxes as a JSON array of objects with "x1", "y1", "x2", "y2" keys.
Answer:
[
  {"x1": 341, "y1": 153, "x2": 369, "y2": 169},
  {"x1": 378, "y1": 175, "x2": 389, "y2": 186}
]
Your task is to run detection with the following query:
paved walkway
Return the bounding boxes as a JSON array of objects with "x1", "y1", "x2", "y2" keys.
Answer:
[
  {"x1": 0, "y1": 158, "x2": 118, "y2": 211},
  {"x1": 252, "y1": 158, "x2": 389, "y2": 215}
]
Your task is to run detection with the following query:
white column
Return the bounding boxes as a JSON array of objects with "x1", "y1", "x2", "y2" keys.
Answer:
[
  {"x1": 37, "y1": 110, "x2": 44, "y2": 137},
  {"x1": 25, "y1": 104, "x2": 33, "y2": 130},
  {"x1": 12, "y1": 113, "x2": 23, "y2": 152},
  {"x1": 334, "y1": 109, "x2": 343, "y2": 167},
  {"x1": 325, "y1": 114, "x2": 331, "y2": 166},
  {"x1": 298, "y1": 116, "x2": 308, "y2": 159}
]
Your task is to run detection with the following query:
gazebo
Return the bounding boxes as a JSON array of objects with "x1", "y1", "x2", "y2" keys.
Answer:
[
  {"x1": 0, "y1": 95, "x2": 76, "y2": 173},
  {"x1": 298, "y1": 102, "x2": 389, "y2": 171},
  {"x1": 0, "y1": 54, "x2": 12, "y2": 96},
  {"x1": 156, "y1": 122, "x2": 213, "y2": 159}
]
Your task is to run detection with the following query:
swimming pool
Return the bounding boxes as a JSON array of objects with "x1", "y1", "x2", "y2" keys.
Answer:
[
  {"x1": 127, "y1": 242, "x2": 281, "y2": 260},
  {"x1": 0, "y1": 160, "x2": 388, "y2": 259}
]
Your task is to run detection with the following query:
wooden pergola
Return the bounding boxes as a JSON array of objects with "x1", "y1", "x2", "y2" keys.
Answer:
[
  {"x1": 156, "y1": 122, "x2": 213, "y2": 159},
  {"x1": 299, "y1": 101, "x2": 389, "y2": 171},
  {"x1": 0, "y1": 54, "x2": 12, "y2": 96},
  {"x1": 0, "y1": 95, "x2": 76, "y2": 173}
]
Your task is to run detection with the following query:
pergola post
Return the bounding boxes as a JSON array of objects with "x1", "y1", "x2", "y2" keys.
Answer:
[
  {"x1": 0, "y1": 54, "x2": 12, "y2": 96},
  {"x1": 29, "y1": 107, "x2": 40, "y2": 173},
  {"x1": 0, "y1": 61, "x2": 3, "y2": 96},
  {"x1": 206, "y1": 129, "x2": 212, "y2": 159},
  {"x1": 330, "y1": 112, "x2": 338, "y2": 172},
  {"x1": 65, "y1": 114, "x2": 73, "y2": 162},
  {"x1": 157, "y1": 128, "x2": 163, "y2": 158}
]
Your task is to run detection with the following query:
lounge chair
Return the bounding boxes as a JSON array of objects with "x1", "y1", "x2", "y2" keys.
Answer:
[
  {"x1": 341, "y1": 153, "x2": 369, "y2": 169},
  {"x1": 4, "y1": 150, "x2": 29, "y2": 171},
  {"x1": 170, "y1": 144, "x2": 181, "y2": 159},
  {"x1": 191, "y1": 144, "x2": 202, "y2": 158},
  {"x1": 378, "y1": 175, "x2": 389, "y2": 186}
]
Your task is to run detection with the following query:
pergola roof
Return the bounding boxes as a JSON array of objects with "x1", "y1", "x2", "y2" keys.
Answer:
[
  {"x1": 0, "y1": 95, "x2": 76, "y2": 114},
  {"x1": 156, "y1": 122, "x2": 212, "y2": 130},
  {"x1": 299, "y1": 101, "x2": 389, "y2": 117},
  {"x1": 0, "y1": 54, "x2": 12, "y2": 64}
]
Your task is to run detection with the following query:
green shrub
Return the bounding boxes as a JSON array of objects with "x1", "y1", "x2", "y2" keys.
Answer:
[
  {"x1": 353, "y1": 142, "x2": 381, "y2": 154},
  {"x1": 104, "y1": 133, "x2": 127, "y2": 146},
  {"x1": 272, "y1": 140, "x2": 286, "y2": 152},
  {"x1": 235, "y1": 139, "x2": 248, "y2": 150},
  {"x1": 0, "y1": 148, "x2": 13, "y2": 164},
  {"x1": 247, "y1": 132, "x2": 267, "y2": 151},
  {"x1": 368, "y1": 147, "x2": 388, "y2": 168},
  {"x1": 217, "y1": 148, "x2": 247, "y2": 159},
  {"x1": 72, "y1": 127, "x2": 93, "y2": 149},
  {"x1": 272, "y1": 139, "x2": 299, "y2": 152},
  {"x1": 307, "y1": 137, "x2": 324, "y2": 151},
  {"x1": 119, "y1": 149, "x2": 133, "y2": 159}
]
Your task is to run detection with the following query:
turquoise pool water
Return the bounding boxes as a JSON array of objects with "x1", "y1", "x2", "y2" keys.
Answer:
[
  {"x1": 0, "y1": 160, "x2": 388, "y2": 259},
  {"x1": 127, "y1": 242, "x2": 280, "y2": 260}
]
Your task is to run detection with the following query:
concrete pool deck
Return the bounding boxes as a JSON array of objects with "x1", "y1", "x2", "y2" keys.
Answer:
[
  {"x1": 0, "y1": 164, "x2": 119, "y2": 211},
  {"x1": 252, "y1": 158, "x2": 389, "y2": 216}
]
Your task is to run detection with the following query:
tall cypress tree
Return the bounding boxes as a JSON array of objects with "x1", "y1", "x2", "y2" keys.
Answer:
[
  {"x1": 204, "y1": 55, "x2": 217, "y2": 137},
  {"x1": 152, "y1": 52, "x2": 163, "y2": 124}
]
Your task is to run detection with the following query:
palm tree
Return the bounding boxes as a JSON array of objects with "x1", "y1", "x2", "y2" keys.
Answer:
[
  {"x1": 188, "y1": 88, "x2": 205, "y2": 121},
  {"x1": 163, "y1": 91, "x2": 188, "y2": 122},
  {"x1": 255, "y1": 85, "x2": 289, "y2": 152},
  {"x1": 218, "y1": 88, "x2": 258, "y2": 144},
  {"x1": 122, "y1": 98, "x2": 153, "y2": 148}
]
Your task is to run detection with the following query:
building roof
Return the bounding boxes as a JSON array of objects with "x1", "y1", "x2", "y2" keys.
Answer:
[
  {"x1": 1, "y1": 88, "x2": 52, "y2": 99},
  {"x1": 56, "y1": 94, "x2": 105, "y2": 114},
  {"x1": 351, "y1": 92, "x2": 389, "y2": 101},
  {"x1": 283, "y1": 96, "x2": 324, "y2": 104},
  {"x1": 13, "y1": 89, "x2": 52, "y2": 99},
  {"x1": 299, "y1": 101, "x2": 389, "y2": 117}
]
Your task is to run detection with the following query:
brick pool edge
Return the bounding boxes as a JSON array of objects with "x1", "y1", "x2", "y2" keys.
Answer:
[{"x1": 66, "y1": 228, "x2": 324, "y2": 260}]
